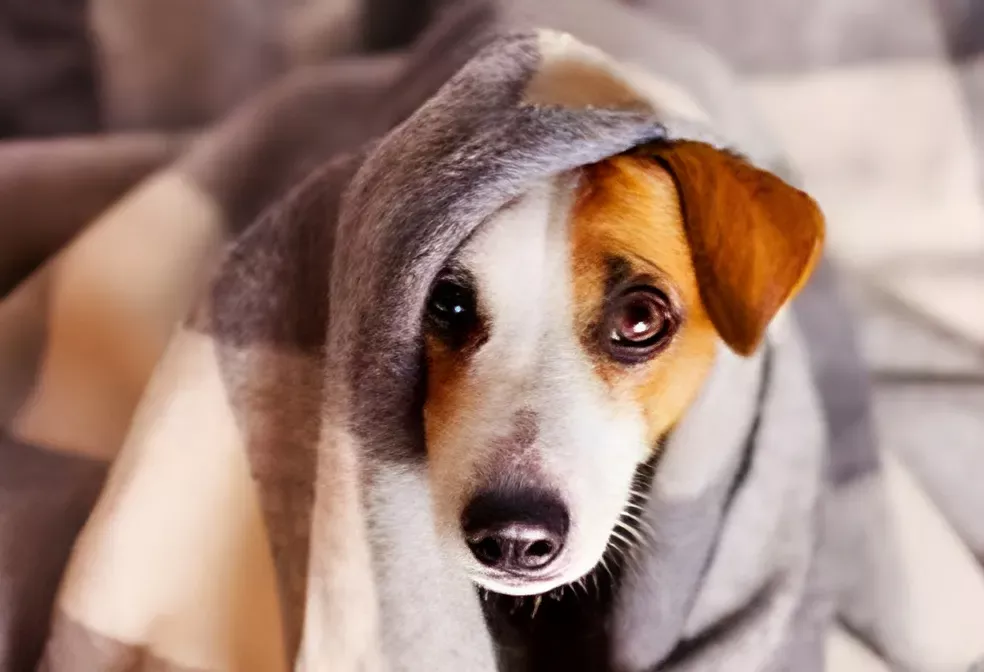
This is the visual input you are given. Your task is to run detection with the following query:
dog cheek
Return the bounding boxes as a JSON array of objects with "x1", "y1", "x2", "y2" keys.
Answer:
[
  {"x1": 551, "y1": 408, "x2": 647, "y2": 569},
  {"x1": 426, "y1": 406, "x2": 495, "y2": 543},
  {"x1": 422, "y1": 352, "x2": 460, "y2": 455},
  {"x1": 422, "y1": 379, "x2": 471, "y2": 541}
]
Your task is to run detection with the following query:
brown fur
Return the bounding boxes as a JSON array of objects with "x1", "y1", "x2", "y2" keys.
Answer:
[
  {"x1": 571, "y1": 157, "x2": 718, "y2": 445},
  {"x1": 422, "y1": 332, "x2": 469, "y2": 461},
  {"x1": 647, "y1": 141, "x2": 825, "y2": 355}
]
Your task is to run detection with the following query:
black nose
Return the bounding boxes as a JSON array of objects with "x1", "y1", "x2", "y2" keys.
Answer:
[{"x1": 461, "y1": 490, "x2": 569, "y2": 574}]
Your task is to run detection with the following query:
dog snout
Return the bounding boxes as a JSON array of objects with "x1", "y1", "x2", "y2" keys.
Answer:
[{"x1": 461, "y1": 490, "x2": 569, "y2": 574}]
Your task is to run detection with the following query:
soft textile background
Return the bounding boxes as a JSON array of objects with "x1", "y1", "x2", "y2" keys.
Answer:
[{"x1": 639, "y1": 0, "x2": 984, "y2": 565}]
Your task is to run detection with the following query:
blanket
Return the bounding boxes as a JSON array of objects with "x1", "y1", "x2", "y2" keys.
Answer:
[{"x1": 1, "y1": 1, "x2": 983, "y2": 671}]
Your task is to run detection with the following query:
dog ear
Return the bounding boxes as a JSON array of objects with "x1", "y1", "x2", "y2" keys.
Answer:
[{"x1": 649, "y1": 141, "x2": 824, "y2": 356}]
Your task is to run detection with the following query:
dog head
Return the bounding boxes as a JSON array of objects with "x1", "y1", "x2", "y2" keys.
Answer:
[{"x1": 421, "y1": 141, "x2": 823, "y2": 596}]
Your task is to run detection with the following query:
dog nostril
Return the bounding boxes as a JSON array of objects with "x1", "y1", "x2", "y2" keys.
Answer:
[
  {"x1": 466, "y1": 527, "x2": 562, "y2": 572},
  {"x1": 473, "y1": 536, "x2": 504, "y2": 565},
  {"x1": 525, "y1": 539, "x2": 554, "y2": 560}
]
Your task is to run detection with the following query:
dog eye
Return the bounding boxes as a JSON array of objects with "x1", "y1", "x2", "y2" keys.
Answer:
[
  {"x1": 603, "y1": 288, "x2": 678, "y2": 363},
  {"x1": 425, "y1": 276, "x2": 479, "y2": 346}
]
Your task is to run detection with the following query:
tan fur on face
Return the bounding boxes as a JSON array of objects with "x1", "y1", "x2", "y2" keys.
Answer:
[
  {"x1": 422, "y1": 332, "x2": 470, "y2": 462},
  {"x1": 571, "y1": 157, "x2": 718, "y2": 445}
]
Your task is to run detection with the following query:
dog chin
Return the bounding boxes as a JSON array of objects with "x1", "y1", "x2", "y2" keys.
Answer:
[
  {"x1": 467, "y1": 553, "x2": 602, "y2": 597},
  {"x1": 469, "y1": 571, "x2": 571, "y2": 597}
]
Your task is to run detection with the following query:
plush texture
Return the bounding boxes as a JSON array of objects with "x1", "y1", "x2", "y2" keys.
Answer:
[{"x1": 1, "y1": 1, "x2": 982, "y2": 671}]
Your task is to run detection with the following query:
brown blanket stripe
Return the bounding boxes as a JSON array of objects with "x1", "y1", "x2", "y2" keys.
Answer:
[{"x1": 0, "y1": 134, "x2": 190, "y2": 298}]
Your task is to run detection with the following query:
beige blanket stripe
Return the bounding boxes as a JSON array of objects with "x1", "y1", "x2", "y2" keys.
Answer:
[
  {"x1": 46, "y1": 329, "x2": 286, "y2": 672},
  {"x1": 12, "y1": 170, "x2": 226, "y2": 461}
]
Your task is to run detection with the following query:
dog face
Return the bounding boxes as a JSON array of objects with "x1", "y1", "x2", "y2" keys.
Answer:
[{"x1": 421, "y1": 142, "x2": 824, "y2": 596}]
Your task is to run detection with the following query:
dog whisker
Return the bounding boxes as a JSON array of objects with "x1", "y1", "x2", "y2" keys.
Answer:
[
  {"x1": 609, "y1": 529, "x2": 635, "y2": 550},
  {"x1": 531, "y1": 595, "x2": 542, "y2": 618},
  {"x1": 614, "y1": 519, "x2": 648, "y2": 547},
  {"x1": 614, "y1": 516, "x2": 642, "y2": 535},
  {"x1": 618, "y1": 510, "x2": 644, "y2": 526},
  {"x1": 590, "y1": 554, "x2": 618, "y2": 597},
  {"x1": 619, "y1": 512, "x2": 656, "y2": 541},
  {"x1": 599, "y1": 554, "x2": 616, "y2": 584},
  {"x1": 604, "y1": 536, "x2": 628, "y2": 564},
  {"x1": 617, "y1": 510, "x2": 642, "y2": 523}
]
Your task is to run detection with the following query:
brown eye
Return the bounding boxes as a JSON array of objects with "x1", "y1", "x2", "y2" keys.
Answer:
[
  {"x1": 425, "y1": 274, "x2": 480, "y2": 348},
  {"x1": 603, "y1": 288, "x2": 678, "y2": 363}
]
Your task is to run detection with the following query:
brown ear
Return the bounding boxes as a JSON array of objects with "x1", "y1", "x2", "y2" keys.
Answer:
[{"x1": 649, "y1": 141, "x2": 825, "y2": 356}]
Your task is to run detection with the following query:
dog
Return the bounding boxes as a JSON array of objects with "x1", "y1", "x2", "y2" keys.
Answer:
[{"x1": 420, "y1": 141, "x2": 824, "y2": 598}]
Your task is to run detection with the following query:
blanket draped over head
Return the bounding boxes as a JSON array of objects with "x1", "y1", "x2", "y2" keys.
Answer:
[{"x1": 3, "y1": 2, "x2": 984, "y2": 672}]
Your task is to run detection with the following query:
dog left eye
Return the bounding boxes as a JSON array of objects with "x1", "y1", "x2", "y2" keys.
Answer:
[
  {"x1": 603, "y1": 288, "x2": 678, "y2": 362},
  {"x1": 425, "y1": 276, "x2": 479, "y2": 346}
]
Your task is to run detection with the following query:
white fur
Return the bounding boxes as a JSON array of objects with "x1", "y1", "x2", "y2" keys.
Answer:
[{"x1": 427, "y1": 177, "x2": 649, "y2": 596}]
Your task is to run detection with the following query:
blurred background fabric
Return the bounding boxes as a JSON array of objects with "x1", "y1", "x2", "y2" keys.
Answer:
[
  {"x1": 0, "y1": 0, "x2": 98, "y2": 137},
  {"x1": 637, "y1": 0, "x2": 984, "y2": 561}
]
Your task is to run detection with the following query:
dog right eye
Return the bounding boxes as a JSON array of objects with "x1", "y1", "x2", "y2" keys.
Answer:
[
  {"x1": 601, "y1": 286, "x2": 679, "y2": 364},
  {"x1": 425, "y1": 276, "x2": 479, "y2": 347}
]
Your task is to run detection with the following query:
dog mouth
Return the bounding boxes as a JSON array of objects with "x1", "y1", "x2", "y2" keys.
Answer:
[
  {"x1": 463, "y1": 529, "x2": 626, "y2": 598},
  {"x1": 467, "y1": 566, "x2": 571, "y2": 597},
  {"x1": 460, "y1": 529, "x2": 610, "y2": 598}
]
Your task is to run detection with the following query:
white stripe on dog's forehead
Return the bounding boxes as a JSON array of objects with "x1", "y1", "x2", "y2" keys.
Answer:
[{"x1": 458, "y1": 178, "x2": 575, "y2": 367}]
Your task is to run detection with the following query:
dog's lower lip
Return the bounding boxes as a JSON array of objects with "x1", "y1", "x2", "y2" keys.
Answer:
[
  {"x1": 476, "y1": 570, "x2": 562, "y2": 583},
  {"x1": 468, "y1": 569, "x2": 566, "y2": 595}
]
